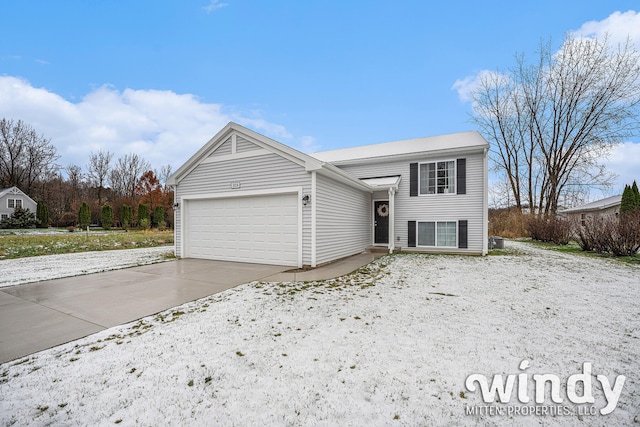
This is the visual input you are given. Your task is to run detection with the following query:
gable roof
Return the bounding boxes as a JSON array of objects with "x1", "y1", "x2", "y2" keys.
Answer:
[
  {"x1": 311, "y1": 131, "x2": 489, "y2": 164},
  {"x1": 167, "y1": 122, "x2": 371, "y2": 191},
  {"x1": 168, "y1": 124, "x2": 488, "y2": 192},
  {"x1": 0, "y1": 186, "x2": 36, "y2": 203},
  {"x1": 559, "y1": 195, "x2": 622, "y2": 214}
]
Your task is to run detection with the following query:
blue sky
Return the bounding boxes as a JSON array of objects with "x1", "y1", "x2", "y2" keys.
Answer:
[{"x1": 1, "y1": 1, "x2": 639, "y2": 200}]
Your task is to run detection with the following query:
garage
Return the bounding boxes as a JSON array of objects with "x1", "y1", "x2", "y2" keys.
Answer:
[{"x1": 184, "y1": 193, "x2": 299, "y2": 266}]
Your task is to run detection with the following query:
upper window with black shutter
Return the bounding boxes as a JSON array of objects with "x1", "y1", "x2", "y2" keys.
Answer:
[
  {"x1": 419, "y1": 160, "x2": 455, "y2": 194},
  {"x1": 456, "y1": 158, "x2": 466, "y2": 195}
]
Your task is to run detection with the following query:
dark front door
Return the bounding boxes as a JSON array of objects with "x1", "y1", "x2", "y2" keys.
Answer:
[{"x1": 374, "y1": 200, "x2": 389, "y2": 244}]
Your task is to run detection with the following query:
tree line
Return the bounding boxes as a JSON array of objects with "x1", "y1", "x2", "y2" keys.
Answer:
[{"x1": 0, "y1": 118, "x2": 174, "y2": 228}]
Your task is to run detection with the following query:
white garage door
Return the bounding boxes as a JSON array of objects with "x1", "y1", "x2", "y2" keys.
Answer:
[{"x1": 185, "y1": 193, "x2": 298, "y2": 266}]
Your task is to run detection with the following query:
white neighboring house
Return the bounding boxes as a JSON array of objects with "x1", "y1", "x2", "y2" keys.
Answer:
[
  {"x1": 167, "y1": 122, "x2": 489, "y2": 268},
  {"x1": 0, "y1": 186, "x2": 37, "y2": 222},
  {"x1": 558, "y1": 195, "x2": 622, "y2": 226}
]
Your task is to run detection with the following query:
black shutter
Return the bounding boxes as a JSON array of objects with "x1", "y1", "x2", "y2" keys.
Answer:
[
  {"x1": 458, "y1": 220, "x2": 468, "y2": 249},
  {"x1": 456, "y1": 158, "x2": 466, "y2": 195},
  {"x1": 410, "y1": 163, "x2": 418, "y2": 197},
  {"x1": 408, "y1": 221, "x2": 416, "y2": 247}
]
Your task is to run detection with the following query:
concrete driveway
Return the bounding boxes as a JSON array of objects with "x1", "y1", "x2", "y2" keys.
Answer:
[{"x1": 0, "y1": 259, "x2": 288, "y2": 364}]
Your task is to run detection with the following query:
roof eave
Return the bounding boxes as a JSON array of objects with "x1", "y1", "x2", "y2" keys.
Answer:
[
  {"x1": 560, "y1": 202, "x2": 620, "y2": 214},
  {"x1": 315, "y1": 162, "x2": 374, "y2": 192},
  {"x1": 321, "y1": 144, "x2": 488, "y2": 166}
]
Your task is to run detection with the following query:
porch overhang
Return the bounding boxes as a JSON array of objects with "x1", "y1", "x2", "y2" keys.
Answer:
[{"x1": 361, "y1": 176, "x2": 401, "y2": 253}]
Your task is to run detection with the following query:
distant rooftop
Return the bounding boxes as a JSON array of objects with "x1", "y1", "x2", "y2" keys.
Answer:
[
  {"x1": 560, "y1": 195, "x2": 622, "y2": 213},
  {"x1": 311, "y1": 131, "x2": 489, "y2": 163}
]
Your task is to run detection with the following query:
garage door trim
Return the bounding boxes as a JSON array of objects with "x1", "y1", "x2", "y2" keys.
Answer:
[{"x1": 179, "y1": 187, "x2": 303, "y2": 267}]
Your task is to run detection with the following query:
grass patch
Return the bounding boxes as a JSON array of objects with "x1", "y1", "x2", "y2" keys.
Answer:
[
  {"x1": 525, "y1": 239, "x2": 640, "y2": 265},
  {"x1": 0, "y1": 230, "x2": 173, "y2": 260}
]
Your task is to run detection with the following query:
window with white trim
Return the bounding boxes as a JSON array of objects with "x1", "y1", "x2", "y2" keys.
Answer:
[
  {"x1": 1, "y1": 214, "x2": 8, "y2": 220},
  {"x1": 8, "y1": 198, "x2": 22, "y2": 209},
  {"x1": 419, "y1": 160, "x2": 455, "y2": 194},
  {"x1": 417, "y1": 221, "x2": 457, "y2": 247}
]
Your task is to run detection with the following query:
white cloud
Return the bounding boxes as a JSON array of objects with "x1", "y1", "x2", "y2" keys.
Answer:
[
  {"x1": 298, "y1": 136, "x2": 320, "y2": 154},
  {"x1": 451, "y1": 75, "x2": 478, "y2": 103},
  {"x1": 235, "y1": 117, "x2": 292, "y2": 140},
  {"x1": 452, "y1": 70, "x2": 509, "y2": 103},
  {"x1": 0, "y1": 76, "x2": 299, "y2": 173},
  {"x1": 203, "y1": 0, "x2": 228, "y2": 13},
  {"x1": 454, "y1": 10, "x2": 640, "y2": 104},
  {"x1": 603, "y1": 141, "x2": 640, "y2": 193},
  {"x1": 571, "y1": 10, "x2": 640, "y2": 49}
]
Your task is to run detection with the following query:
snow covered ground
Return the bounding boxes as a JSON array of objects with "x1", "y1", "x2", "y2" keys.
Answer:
[
  {"x1": 0, "y1": 246, "x2": 174, "y2": 287},
  {"x1": 0, "y1": 241, "x2": 638, "y2": 426}
]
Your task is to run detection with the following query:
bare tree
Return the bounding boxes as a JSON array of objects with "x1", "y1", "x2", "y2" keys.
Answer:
[
  {"x1": 0, "y1": 118, "x2": 59, "y2": 193},
  {"x1": 156, "y1": 164, "x2": 173, "y2": 191},
  {"x1": 87, "y1": 150, "x2": 113, "y2": 206},
  {"x1": 65, "y1": 164, "x2": 85, "y2": 208},
  {"x1": 470, "y1": 35, "x2": 640, "y2": 214},
  {"x1": 109, "y1": 153, "x2": 150, "y2": 200}
]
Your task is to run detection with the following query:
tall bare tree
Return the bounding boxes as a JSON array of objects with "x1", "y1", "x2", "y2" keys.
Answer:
[
  {"x1": 156, "y1": 164, "x2": 173, "y2": 192},
  {"x1": 87, "y1": 150, "x2": 113, "y2": 206},
  {"x1": 109, "y1": 153, "x2": 150, "y2": 200},
  {"x1": 0, "y1": 118, "x2": 59, "y2": 194},
  {"x1": 65, "y1": 164, "x2": 85, "y2": 209},
  {"x1": 471, "y1": 35, "x2": 640, "y2": 214}
]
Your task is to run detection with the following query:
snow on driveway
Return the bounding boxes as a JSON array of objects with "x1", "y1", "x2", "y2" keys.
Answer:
[
  {"x1": 0, "y1": 246, "x2": 174, "y2": 288},
  {"x1": 0, "y1": 241, "x2": 638, "y2": 426}
]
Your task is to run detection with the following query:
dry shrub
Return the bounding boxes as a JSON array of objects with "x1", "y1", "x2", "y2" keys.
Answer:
[
  {"x1": 527, "y1": 215, "x2": 572, "y2": 245},
  {"x1": 489, "y1": 209, "x2": 528, "y2": 238},
  {"x1": 576, "y1": 212, "x2": 640, "y2": 256}
]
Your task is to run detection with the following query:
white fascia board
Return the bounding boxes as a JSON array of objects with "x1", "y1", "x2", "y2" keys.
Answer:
[
  {"x1": 167, "y1": 122, "x2": 235, "y2": 186},
  {"x1": 230, "y1": 123, "x2": 318, "y2": 169},
  {"x1": 317, "y1": 162, "x2": 374, "y2": 192},
  {"x1": 325, "y1": 146, "x2": 487, "y2": 167},
  {"x1": 361, "y1": 176, "x2": 402, "y2": 191}
]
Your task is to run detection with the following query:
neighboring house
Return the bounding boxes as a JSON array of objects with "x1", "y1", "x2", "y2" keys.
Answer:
[
  {"x1": 0, "y1": 186, "x2": 38, "y2": 221},
  {"x1": 167, "y1": 122, "x2": 489, "y2": 268},
  {"x1": 559, "y1": 195, "x2": 622, "y2": 225}
]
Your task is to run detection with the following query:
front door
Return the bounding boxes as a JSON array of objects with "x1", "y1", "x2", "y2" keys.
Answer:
[{"x1": 374, "y1": 200, "x2": 389, "y2": 244}]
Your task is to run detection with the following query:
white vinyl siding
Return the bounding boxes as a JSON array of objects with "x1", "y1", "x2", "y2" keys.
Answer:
[
  {"x1": 209, "y1": 137, "x2": 232, "y2": 157},
  {"x1": 336, "y1": 151, "x2": 485, "y2": 254},
  {"x1": 236, "y1": 136, "x2": 262, "y2": 153},
  {"x1": 315, "y1": 173, "x2": 371, "y2": 265},
  {"x1": 175, "y1": 153, "x2": 312, "y2": 265},
  {"x1": 0, "y1": 188, "x2": 37, "y2": 218}
]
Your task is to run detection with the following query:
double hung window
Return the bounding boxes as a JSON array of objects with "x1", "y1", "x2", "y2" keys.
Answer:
[{"x1": 419, "y1": 161, "x2": 455, "y2": 194}]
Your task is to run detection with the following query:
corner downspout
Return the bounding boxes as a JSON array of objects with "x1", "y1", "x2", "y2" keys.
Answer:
[
  {"x1": 311, "y1": 171, "x2": 317, "y2": 267},
  {"x1": 482, "y1": 148, "x2": 489, "y2": 255}
]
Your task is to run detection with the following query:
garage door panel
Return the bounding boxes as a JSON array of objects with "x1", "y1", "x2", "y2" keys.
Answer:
[{"x1": 185, "y1": 194, "x2": 298, "y2": 266}]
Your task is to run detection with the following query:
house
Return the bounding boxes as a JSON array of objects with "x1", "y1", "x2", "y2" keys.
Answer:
[
  {"x1": 559, "y1": 195, "x2": 622, "y2": 225},
  {"x1": 167, "y1": 122, "x2": 489, "y2": 268},
  {"x1": 0, "y1": 186, "x2": 37, "y2": 221}
]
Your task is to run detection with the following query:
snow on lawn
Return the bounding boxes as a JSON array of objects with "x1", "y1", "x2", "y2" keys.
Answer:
[
  {"x1": 0, "y1": 246, "x2": 174, "y2": 287},
  {"x1": 1, "y1": 241, "x2": 638, "y2": 426}
]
